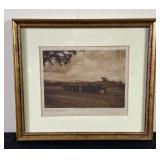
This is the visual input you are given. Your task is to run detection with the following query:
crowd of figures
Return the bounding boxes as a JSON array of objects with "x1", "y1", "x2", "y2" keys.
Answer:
[
  {"x1": 60, "y1": 78, "x2": 125, "y2": 95},
  {"x1": 62, "y1": 84, "x2": 106, "y2": 94}
]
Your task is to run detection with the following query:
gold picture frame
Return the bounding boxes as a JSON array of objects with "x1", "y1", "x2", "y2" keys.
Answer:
[{"x1": 12, "y1": 19, "x2": 156, "y2": 141}]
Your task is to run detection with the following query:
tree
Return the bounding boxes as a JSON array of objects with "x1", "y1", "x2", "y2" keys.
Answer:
[{"x1": 43, "y1": 50, "x2": 77, "y2": 66}]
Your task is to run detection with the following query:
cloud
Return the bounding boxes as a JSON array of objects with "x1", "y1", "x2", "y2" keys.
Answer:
[{"x1": 44, "y1": 49, "x2": 126, "y2": 82}]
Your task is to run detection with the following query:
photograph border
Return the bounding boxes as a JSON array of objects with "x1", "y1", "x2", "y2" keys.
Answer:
[
  {"x1": 39, "y1": 46, "x2": 129, "y2": 117},
  {"x1": 12, "y1": 19, "x2": 156, "y2": 140}
]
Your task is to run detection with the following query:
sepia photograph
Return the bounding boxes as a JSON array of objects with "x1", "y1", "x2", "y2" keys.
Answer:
[
  {"x1": 40, "y1": 46, "x2": 128, "y2": 116},
  {"x1": 40, "y1": 46, "x2": 128, "y2": 115}
]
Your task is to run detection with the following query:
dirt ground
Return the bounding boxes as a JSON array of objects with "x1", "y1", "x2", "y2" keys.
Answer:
[{"x1": 44, "y1": 85, "x2": 125, "y2": 108}]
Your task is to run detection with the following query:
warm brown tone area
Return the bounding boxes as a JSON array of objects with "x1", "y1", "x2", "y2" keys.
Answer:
[
  {"x1": 44, "y1": 50, "x2": 126, "y2": 82},
  {"x1": 43, "y1": 49, "x2": 126, "y2": 108}
]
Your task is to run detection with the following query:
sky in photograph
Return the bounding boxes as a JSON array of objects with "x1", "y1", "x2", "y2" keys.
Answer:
[{"x1": 43, "y1": 49, "x2": 126, "y2": 83}]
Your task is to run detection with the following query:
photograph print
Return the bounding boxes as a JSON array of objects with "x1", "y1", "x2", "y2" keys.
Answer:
[{"x1": 40, "y1": 46, "x2": 128, "y2": 116}]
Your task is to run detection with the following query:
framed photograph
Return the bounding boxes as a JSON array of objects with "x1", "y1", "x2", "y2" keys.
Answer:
[{"x1": 12, "y1": 19, "x2": 156, "y2": 140}]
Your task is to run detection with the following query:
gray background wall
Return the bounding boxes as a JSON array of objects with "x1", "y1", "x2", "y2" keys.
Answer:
[{"x1": 4, "y1": 9, "x2": 156, "y2": 132}]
